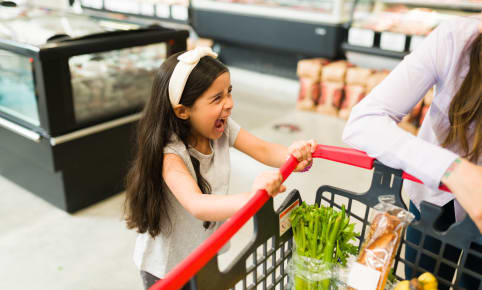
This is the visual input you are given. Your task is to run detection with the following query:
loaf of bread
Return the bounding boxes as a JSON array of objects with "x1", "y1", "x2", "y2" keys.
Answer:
[{"x1": 356, "y1": 211, "x2": 404, "y2": 290}]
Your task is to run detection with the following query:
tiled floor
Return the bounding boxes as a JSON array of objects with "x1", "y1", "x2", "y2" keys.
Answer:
[{"x1": 0, "y1": 68, "x2": 374, "y2": 290}]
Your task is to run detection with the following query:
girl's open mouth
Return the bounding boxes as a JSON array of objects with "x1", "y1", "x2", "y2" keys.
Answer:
[{"x1": 215, "y1": 118, "x2": 226, "y2": 132}]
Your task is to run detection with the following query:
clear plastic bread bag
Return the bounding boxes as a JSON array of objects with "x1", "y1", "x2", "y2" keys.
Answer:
[{"x1": 347, "y1": 195, "x2": 415, "y2": 290}]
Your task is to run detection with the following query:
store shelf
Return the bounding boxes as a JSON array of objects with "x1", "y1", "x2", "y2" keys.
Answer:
[
  {"x1": 381, "y1": 0, "x2": 482, "y2": 12},
  {"x1": 342, "y1": 42, "x2": 408, "y2": 59}
]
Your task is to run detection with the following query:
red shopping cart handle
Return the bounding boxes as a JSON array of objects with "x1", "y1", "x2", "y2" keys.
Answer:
[
  {"x1": 311, "y1": 145, "x2": 451, "y2": 192},
  {"x1": 150, "y1": 144, "x2": 452, "y2": 290}
]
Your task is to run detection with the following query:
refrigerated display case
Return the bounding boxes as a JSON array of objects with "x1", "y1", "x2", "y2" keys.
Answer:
[
  {"x1": 190, "y1": 0, "x2": 355, "y2": 78},
  {"x1": 343, "y1": 0, "x2": 481, "y2": 69},
  {"x1": 0, "y1": 5, "x2": 188, "y2": 212}
]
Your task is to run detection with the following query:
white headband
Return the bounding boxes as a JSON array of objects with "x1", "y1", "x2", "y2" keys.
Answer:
[{"x1": 168, "y1": 47, "x2": 218, "y2": 107}]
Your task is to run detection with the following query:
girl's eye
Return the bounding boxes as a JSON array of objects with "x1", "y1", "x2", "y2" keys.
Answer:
[{"x1": 213, "y1": 95, "x2": 222, "y2": 103}]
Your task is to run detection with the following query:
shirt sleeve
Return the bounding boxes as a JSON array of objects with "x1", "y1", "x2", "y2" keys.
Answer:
[
  {"x1": 164, "y1": 135, "x2": 184, "y2": 156},
  {"x1": 227, "y1": 117, "x2": 241, "y2": 147},
  {"x1": 342, "y1": 20, "x2": 460, "y2": 190},
  {"x1": 164, "y1": 146, "x2": 178, "y2": 155}
]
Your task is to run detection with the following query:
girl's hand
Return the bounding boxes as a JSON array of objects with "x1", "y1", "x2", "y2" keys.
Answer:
[
  {"x1": 442, "y1": 158, "x2": 482, "y2": 233},
  {"x1": 288, "y1": 139, "x2": 317, "y2": 172},
  {"x1": 251, "y1": 171, "x2": 286, "y2": 197}
]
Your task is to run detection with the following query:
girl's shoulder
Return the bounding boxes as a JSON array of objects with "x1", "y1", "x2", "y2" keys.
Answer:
[{"x1": 164, "y1": 134, "x2": 187, "y2": 156}]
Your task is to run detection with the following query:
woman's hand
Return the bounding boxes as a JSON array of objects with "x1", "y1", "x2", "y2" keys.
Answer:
[
  {"x1": 251, "y1": 171, "x2": 286, "y2": 197},
  {"x1": 288, "y1": 139, "x2": 317, "y2": 172},
  {"x1": 442, "y1": 158, "x2": 482, "y2": 233}
]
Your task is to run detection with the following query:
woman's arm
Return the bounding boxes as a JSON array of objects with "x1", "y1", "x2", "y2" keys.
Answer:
[
  {"x1": 233, "y1": 128, "x2": 316, "y2": 170},
  {"x1": 162, "y1": 153, "x2": 284, "y2": 221},
  {"x1": 442, "y1": 159, "x2": 482, "y2": 232},
  {"x1": 343, "y1": 20, "x2": 461, "y2": 190}
]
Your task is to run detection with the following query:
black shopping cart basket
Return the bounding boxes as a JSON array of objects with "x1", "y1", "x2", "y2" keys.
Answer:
[{"x1": 151, "y1": 145, "x2": 482, "y2": 290}]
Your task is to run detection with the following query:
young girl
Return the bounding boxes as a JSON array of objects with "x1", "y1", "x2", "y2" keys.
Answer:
[{"x1": 124, "y1": 47, "x2": 316, "y2": 289}]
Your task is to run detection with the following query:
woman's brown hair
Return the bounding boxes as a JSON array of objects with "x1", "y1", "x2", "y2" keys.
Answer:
[
  {"x1": 443, "y1": 34, "x2": 482, "y2": 163},
  {"x1": 124, "y1": 52, "x2": 228, "y2": 238}
]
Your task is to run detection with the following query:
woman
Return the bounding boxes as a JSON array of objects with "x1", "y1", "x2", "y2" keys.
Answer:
[{"x1": 343, "y1": 14, "x2": 482, "y2": 288}]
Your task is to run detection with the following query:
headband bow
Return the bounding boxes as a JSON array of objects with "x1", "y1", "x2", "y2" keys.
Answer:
[{"x1": 168, "y1": 47, "x2": 218, "y2": 107}]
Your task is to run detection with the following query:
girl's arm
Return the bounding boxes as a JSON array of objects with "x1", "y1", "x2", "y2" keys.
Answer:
[
  {"x1": 163, "y1": 153, "x2": 285, "y2": 222},
  {"x1": 233, "y1": 128, "x2": 316, "y2": 170}
]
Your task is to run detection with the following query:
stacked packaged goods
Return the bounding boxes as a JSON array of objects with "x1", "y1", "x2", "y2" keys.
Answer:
[
  {"x1": 296, "y1": 58, "x2": 329, "y2": 110},
  {"x1": 317, "y1": 61, "x2": 349, "y2": 116},
  {"x1": 296, "y1": 58, "x2": 436, "y2": 135},
  {"x1": 339, "y1": 67, "x2": 373, "y2": 120}
]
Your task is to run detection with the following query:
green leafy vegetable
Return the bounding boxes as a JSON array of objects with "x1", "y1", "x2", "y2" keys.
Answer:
[{"x1": 289, "y1": 202, "x2": 359, "y2": 290}]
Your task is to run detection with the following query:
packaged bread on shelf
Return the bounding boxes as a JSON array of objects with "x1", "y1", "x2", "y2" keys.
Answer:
[
  {"x1": 296, "y1": 58, "x2": 328, "y2": 110},
  {"x1": 340, "y1": 85, "x2": 364, "y2": 120},
  {"x1": 321, "y1": 60, "x2": 348, "y2": 82},
  {"x1": 317, "y1": 81, "x2": 344, "y2": 115},
  {"x1": 345, "y1": 67, "x2": 373, "y2": 86},
  {"x1": 296, "y1": 58, "x2": 328, "y2": 81},
  {"x1": 340, "y1": 67, "x2": 373, "y2": 120},
  {"x1": 317, "y1": 61, "x2": 348, "y2": 115},
  {"x1": 297, "y1": 77, "x2": 319, "y2": 110},
  {"x1": 347, "y1": 196, "x2": 414, "y2": 290}
]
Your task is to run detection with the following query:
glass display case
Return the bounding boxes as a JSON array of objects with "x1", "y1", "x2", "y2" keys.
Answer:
[
  {"x1": 0, "y1": 4, "x2": 188, "y2": 212},
  {"x1": 69, "y1": 43, "x2": 166, "y2": 123},
  {"x1": 0, "y1": 50, "x2": 39, "y2": 125},
  {"x1": 0, "y1": 7, "x2": 186, "y2": 135}
]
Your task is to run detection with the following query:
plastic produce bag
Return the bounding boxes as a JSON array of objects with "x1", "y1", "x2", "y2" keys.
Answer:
[
  {"x1": 288, "y1": 202, "x2": 359, "y2": 290},
  {"x1": 288, "y1": 251, "x2": 356, "y2": 290}
]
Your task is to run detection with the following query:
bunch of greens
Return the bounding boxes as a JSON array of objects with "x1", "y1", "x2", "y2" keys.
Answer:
[{"x1": 289, "y1": 202, "x2": 359, "y2": 290}]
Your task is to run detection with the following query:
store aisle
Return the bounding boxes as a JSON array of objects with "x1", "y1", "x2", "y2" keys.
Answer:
[{"x1": 0, "y1": 67, "x2": 372, "y2": 290}]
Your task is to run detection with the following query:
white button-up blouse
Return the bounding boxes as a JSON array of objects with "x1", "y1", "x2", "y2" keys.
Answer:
[{"x1": 343, "y1": 15, "x2": 481, "y2": 220}]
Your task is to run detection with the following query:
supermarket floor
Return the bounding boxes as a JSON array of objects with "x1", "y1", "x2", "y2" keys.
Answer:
[{"x1": 0, "y1": 67, "x2": 375, "y2": 290}]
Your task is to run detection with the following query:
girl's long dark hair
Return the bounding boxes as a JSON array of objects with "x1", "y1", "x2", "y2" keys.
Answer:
[
  {"x1": 443, "y1": 34, "x2": 482, "y2": 163},
  {"x1": 124, "y1": 52, "x2": 228, "y2": 238}
]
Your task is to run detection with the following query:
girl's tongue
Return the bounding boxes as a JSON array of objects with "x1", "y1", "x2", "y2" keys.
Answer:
[{"x1": 215, "y1": 119, "x2": 225, "y2": 132}]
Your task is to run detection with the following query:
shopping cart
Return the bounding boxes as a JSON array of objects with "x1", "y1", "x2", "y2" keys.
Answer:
[{"x1": 151, "y1": 145, "x2": 482, "y2": 290}]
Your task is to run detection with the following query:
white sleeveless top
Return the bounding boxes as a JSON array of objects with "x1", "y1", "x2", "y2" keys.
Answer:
[{"x1": 133, "y1": 118, "x2": 241, "y2": 278}]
